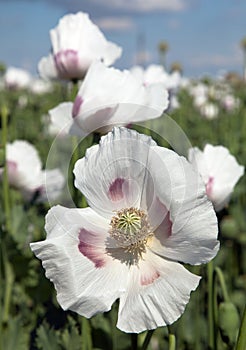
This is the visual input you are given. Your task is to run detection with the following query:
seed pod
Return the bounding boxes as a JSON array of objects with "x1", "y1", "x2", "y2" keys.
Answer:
[{"x1": 218, "y1": 302, "x2": 240, "y2": 346}]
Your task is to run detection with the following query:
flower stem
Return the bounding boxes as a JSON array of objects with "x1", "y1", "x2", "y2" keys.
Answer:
[
  {"x1": 214, "y1": 267, "x2": 230, "y2": 302},
  {"x1": 1, "y1": 105, "x2": 11, "y2": 233},
  {"x1": 81, "y1": 317, "x2": 92, "y2": 350},
  {"x1": 168, "y1": 326, "x2": 176, "y2": 350},
  {"x1": 235, "y1": 304, "x2": 246, "y2": 350},
  {"x1": 207, "y1": 260, "x2": 215, "y2": 350},
  {"x1": 131, "y1": 334, "x2": 138, "y2": 350},
  {"x1": 2, "y1": 242, "x2": 14, "y2": 324},
  {"x1": 141, "y1": 330, "x2": 154, "y2": 350}
]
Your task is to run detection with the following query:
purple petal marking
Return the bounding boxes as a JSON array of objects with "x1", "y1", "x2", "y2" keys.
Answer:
[
  {"x1": 72, "y1": 95, "x2": 83, "y2": 118},
  {"x1": 141, "y1": 269, "x2": 160, "y2": 286},
  {"x1": 150, "y1": 197, "x2": 172, "y2": 239},
  {"x1": 78, "y1": 228, "x2": 107, "y2": 268},
  {"x1": 206, "y1": 176, "x2": 214, "y2": 197},
  {"x1": 7, "y1": 160, "x2": 18, "y2": 173},
  {"x1": 108, "y1": 178, "x2": 128, "y2": 202},
  {"x1": 54, "y1": 49, "x2": 80, "y2": 79}
]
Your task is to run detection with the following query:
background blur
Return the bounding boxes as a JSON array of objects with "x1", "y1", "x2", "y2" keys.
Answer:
[{"x1": 1, "y1": 0, "x2": 246, "y2": 77}]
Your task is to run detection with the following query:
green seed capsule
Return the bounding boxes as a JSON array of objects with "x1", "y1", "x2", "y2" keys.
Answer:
[{"x1": 218, "y1": 302, "x2": 240, "y2": 346}]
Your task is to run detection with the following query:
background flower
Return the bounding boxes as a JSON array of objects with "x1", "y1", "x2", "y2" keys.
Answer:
[
  {"x1": 38, "y1": 12, "x2": 122, "y2": 81},
  {"x1": 49, "y1": 60, "x2": 169, "y2": 136},
  {"x1": 0, "y1": 140, "x2": 65, "y2": 202},
  {"x1": 188, "y1": 144, "x2": 244, "y2": 211}
]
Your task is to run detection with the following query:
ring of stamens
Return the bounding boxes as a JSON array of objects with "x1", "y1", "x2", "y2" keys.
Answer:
[{"x1": 109, "y1": 207, "x2": 153, "y2": 255}]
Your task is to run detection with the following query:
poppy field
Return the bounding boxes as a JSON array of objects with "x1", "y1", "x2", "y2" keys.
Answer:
[{"x1": 0, "y1": 11, "x2": 246, "y2": 350}]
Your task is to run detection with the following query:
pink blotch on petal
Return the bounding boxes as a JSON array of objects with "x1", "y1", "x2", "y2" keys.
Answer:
[
  {"x1": 108, "y1": 178, "x2": 128, "y2": 202},
  {"x1": 7, "y1": 160, "x2": 18, "y2": 173},
  {"x1": 78, "y1": 228, "x2": 107, "y2": 268},
  {"x1": 72, "y1": 95, "x2": 83, "y2": 118},
  {"x1": 206, "y1": 176, "x2": 214, "y2": 197},
  {"x1": 153, "y1": 197, "x2": 172, "y2": 239},
  {"x1": 141, "y1": 270, "x2": 160, "y2": 286},
  {"x1": 54, "y1": 49, "x2": 80, "y2": 79}
]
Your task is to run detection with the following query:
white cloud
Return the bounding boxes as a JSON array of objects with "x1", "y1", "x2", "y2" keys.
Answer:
[
  {"x1": 92, "y1": 0, "x2": 186, "y2": 12},
  {"x1": 96, "y1": 17, "x2": 135, "y2": 31}
]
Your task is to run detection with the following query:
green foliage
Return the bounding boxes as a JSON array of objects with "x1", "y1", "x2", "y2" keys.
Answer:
[{"x1": 1, "y1": 317, "x2": 30, "y2": 350}]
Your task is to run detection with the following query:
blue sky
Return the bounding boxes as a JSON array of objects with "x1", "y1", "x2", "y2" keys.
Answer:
[{"x1": 0, "y1": 0, "x2": 246, "y2": 77}]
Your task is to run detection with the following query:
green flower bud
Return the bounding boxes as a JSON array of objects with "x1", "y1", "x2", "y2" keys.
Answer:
[{"x1": 218, "y1": 302, "x2": 240, "y2": 346}]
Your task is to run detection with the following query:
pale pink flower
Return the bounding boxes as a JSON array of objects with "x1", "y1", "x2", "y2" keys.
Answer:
[
  {"x1": 49, "y1": 61, "x2": 169, "y2": 136},
  {"x1": 31, "y1": 127, "x2": 219, "y2": 333},
  {"x1": 0, "y1": 140, "x2": 64, "y2": 202},
  {"x1": 188, "y1": 144, "x2": 244, "y2": 211},
  {"x1": 38, "y1": 12, "x2": 122, "y2": 81}
]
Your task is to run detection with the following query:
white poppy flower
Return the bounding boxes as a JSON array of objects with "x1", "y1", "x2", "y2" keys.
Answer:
[
  {"x1": 4, "y1": 66, "x2": 32, "y2": 90},
  {"x1": 200, "y1": 102, "x2": 219, "y2": 120},
  {"x1": 188, "y1": 144, "x2": 244, "y2": 212},
  {"x1": 130, "y1": 64, "x2": 183, "y2": 90},
  {"x1": 31, "y1": 127, "x2": 219, "y2": 333},
  {"x1": 38, "y1": 12, "x2": 122, "y2": 81},
  {"x1": 49, "y1": 60, "x2": 169, "y2": 136},
  {"x1": 0, "y1": 140, "x2": 65, "y2": 202}
]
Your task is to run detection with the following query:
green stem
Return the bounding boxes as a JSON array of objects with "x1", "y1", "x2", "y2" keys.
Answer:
[
  {"x1": 168, "y1": 326, "x2": 176, "y2": 350},
  {"x1": 141, "y1": 330, "x2": 154, "y2": 350},
  {"x1": 235, "y1": 304, "x2": 246, "y2": 350},
  {"x1": 131, "y1": 334, "x2": 138, "y2": 350},
  {"x1": 81, "y1": 317, "x2": 92, "y2": 350},
  {"x1": 214, "y1": 267, "x2": 230, "y2": 302},
  {"x1": 1, "y1": 105, "x2": 11, "y2": 233},
  {"x1": 207, "y1": 260, "x2": 215, "y2": 350},
  {"x1": 2, "y1": 243, "x2": 14, "y2": 324}
]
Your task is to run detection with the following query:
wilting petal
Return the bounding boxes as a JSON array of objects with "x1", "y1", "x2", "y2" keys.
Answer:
[
  {"x1": 117, "y1": 250, "x2": 201, "y2": 333},
  {"x1": 74, "y1": 127, "x2": 156, "y2": 217},
  {"x1": 30, "y1": 205, "x2": 128, "y2": 317}
]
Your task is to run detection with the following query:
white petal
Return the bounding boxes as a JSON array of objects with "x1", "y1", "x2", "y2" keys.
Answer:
[
  {"x1": 50, "y1": 12, "x2": 121, "y2": 68},
  {"x1": 6, "y1": 140, "x2": 43, "y2": 191},
  {"x1": 73, "y1": 61, "x2": 168, "y2": 133},
  {"x1": 49, "y1": 102, "x2": 78, "y2": 136},
  {"x1": 38, "y1": 54, "x2": 58, "y2": 80},
  {"x1": 147, "y1": 146, "x2": 219, "y2": 264},
  {"x1": 30, "y1": 205, "x2": 128, "y2": 317},
  {"x1": 73, "y1": 127, "x2": 156, "y2": 218},
  {"x1": 188, "y1": 144, "x2": 244, "y2": 211},
  {"x1": 37, "y1": 168, "x2": 65, "y2": 203},
  {"x1": 117, "y1": 251, "x2": 201, "y2": 333}
]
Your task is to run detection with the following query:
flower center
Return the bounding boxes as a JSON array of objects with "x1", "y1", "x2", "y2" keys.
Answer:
[{"x1": 109, "y1": 207, "x2": 153, "y2": 253}]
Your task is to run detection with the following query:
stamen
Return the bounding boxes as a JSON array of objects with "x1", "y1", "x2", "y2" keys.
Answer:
[{"x1": 109, "y1": 207, "x2": 153, "y2": 257}]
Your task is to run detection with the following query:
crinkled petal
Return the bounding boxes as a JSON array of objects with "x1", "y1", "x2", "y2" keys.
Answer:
[
  {"x1": 30, "y1": 205, "x2": 128, "y2": 317},
  {"x1": 147, "y1": 146, "x2": 219, "y2": 264},
  {"x1": 117, "y1": 250, "x2": 201, "y2": 333},
  {"x1": 74, "y1": 127, "x2": 156, "y2": 218}
]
